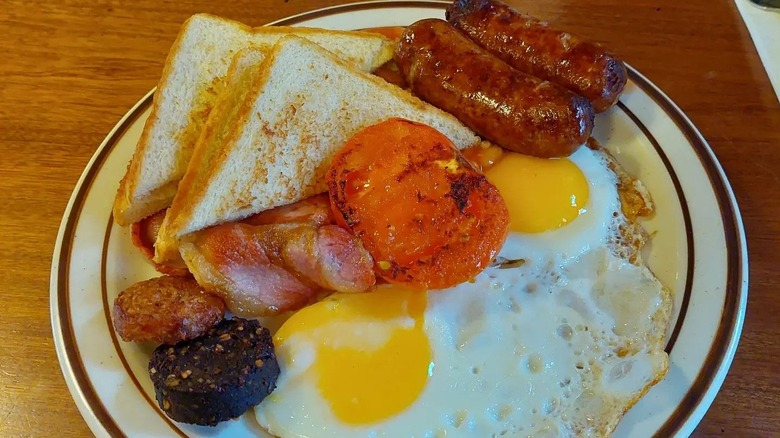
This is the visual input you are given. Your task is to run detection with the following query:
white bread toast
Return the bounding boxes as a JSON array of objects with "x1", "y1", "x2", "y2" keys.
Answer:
[
  {"x1": 154, "y1": 35, "x2": 480, "y2": 264},
  {"x1": 113, "y1": 13, "x2": 394, "y2": 226}
]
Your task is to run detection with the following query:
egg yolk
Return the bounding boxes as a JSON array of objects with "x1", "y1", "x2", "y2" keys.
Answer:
[
  {"x1": 485, "y1": 151, "x2": 589, "y2": 233},
  {"x1": 274, "y1": 286, "x2": 431, "y2": 424}
]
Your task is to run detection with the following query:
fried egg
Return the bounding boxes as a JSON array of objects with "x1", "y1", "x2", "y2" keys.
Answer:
[
  {"x1": 255, "y1": 145, "x2": 672, "y2": 437},
  {"x1": 487, "y1": 146, "x2": 623, "y2": 270},
  {"x1": 259, "y1": 286, "x2": 432, "y2": 429}
]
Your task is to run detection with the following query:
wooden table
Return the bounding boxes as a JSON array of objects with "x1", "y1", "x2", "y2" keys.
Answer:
[{"x1": 1, "y1": 0, "x2": 778, "y2": 436}]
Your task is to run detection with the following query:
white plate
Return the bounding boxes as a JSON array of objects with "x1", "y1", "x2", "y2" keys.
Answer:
[{"x1": 50, "y1": 1, "x2": 749, "y2": 437}]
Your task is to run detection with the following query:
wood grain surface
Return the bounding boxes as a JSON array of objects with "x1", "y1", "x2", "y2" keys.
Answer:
[{"x1": 1, "y1": 0, "x2": 778, "y2": 436}]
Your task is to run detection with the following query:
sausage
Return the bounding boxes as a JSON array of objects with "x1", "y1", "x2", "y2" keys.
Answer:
[
  {"x1": 395, "y1": 19, "x2": 593, "y2": 158},
  {"x1": 112, "y1": 276, "x2": 225, "y2": 345},
  {"x1": 446, "y1": 0, "x2": 628, "y2": 112}
]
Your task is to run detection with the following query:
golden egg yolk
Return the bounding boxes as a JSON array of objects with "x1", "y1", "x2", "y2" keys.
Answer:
[
  {"x1": 485, "y1": 151, "x2": 589, "y2": 233},
  {"x1": 274, "y1": 286, "x2": 431, "y2": 424}
]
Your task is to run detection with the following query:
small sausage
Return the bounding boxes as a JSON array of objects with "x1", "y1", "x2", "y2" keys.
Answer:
[
  {"x1": 113, "y1": 276, "x2": 225, "y2": 345},
  {"x1": 446, "y1": 0, "x2": 628, "y2": 112},
  {"x1": 395, "y1": 19, "x2": 593, "y2": 158}
]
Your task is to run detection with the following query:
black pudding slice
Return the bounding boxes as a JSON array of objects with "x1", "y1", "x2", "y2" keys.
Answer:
[{"x1": 148, "y1": 318, "x2": 280, "y2": 426}]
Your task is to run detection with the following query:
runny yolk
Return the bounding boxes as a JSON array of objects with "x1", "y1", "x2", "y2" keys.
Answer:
[
  {"x1": 274, "y1": 286, "x2": 431, "y2": 424},
  {"x1": 485, "y1": 151, "x2": 589, "y2": 233}
]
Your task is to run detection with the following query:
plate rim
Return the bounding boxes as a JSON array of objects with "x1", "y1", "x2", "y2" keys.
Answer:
[
  {"x1": 50, "y1": 88, "x2": 156, "y2": 438},
  {"x1": 622, "y1": 67, "x2": 749, "y2": 437},
  {"x1": 50, "y1": 1, "x2": 749, "y2": 437}
]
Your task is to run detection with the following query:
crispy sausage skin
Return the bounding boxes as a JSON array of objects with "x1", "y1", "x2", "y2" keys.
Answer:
[
  {"x1": 113, "y1": 276, "x2": 225, "y2": 345},
  {"x1": 446, "y1": 0, "x2": 628, "y2": 112},
  {"x1": 395, "y1": 19, "x2": 593, "y2": 158}
]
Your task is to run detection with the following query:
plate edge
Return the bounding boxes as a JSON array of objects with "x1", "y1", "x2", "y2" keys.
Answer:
[
  {"x1": 50, "y1": 88, "x2": 156, "y2": 438},
  {"x1": 49, "y1": 2, "x2": 750, "y2": 436}
]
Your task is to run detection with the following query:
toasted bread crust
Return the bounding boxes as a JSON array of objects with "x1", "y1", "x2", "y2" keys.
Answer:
[
  {"x1": 113, "y1": 14, "x2": 394, "y2": 226},
  {"x1": 155, "y1": 47, "x2": 272, "y2": 264},
  {"x1": 154, "y1": 36, "x2": 479, "y2": 264},
  {"x1": 113, "y1": 15, "x2": 199, "y2": 226}
]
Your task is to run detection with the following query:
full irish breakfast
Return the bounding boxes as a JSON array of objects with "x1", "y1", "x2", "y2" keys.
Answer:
[{"x1": 110, "y1": 0, "x2": 673, "y2": 436}]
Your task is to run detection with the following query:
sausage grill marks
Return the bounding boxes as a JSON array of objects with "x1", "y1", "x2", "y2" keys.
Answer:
[
  {"x1": 112, "y1": 276, "x2": 226, "y2": 345},
  {"x1": 395, "y1": 19, "x2": 594, "y2": 159},
  {"x1": 446, "y1": 0, "x2": 628, "y2": 113}
]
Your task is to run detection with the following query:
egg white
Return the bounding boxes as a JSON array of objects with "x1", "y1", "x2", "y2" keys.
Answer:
[
  {"x1": 256, "y1": 249, "x2": 668, "y2": 437},
  {"x1": 497, "y1": 145, "x2": 621, "y2": 272}
]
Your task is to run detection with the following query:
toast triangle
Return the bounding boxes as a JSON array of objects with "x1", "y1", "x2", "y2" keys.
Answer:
[
  {"x1": 154, "y1": 35, "x2": 479, "y2": 264},
  {"x1": 113, "y1": 13, "x2": 394, "y2": 226}
]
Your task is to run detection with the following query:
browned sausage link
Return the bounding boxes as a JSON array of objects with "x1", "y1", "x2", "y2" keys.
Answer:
[
  {"x1": 446, "y1": 0, "x2": 627, "y2": 113},
  {"x1": 395, "y1": 18, "x2": 593, "y2": 158},
  {"x1": 113, "y1": 276, "x2": 225, "y2": 345}
]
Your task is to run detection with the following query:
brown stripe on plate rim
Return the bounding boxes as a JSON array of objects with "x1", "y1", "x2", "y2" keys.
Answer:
[
  {"x1": 267, "y1": 0, "x2": 452, "y2": 26},
  {"x1": 616, "y1": 100, "x2": 695, "y2": 354},
  {"x1": 624, "y1": 70, "x2": 745, "y2": 437},
  {"x1": 100, "y1": 213, "x2": 189, "y2": 437},
  {"x1": 55, "y1": 98, "x2": 146, "y2": 438}
]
